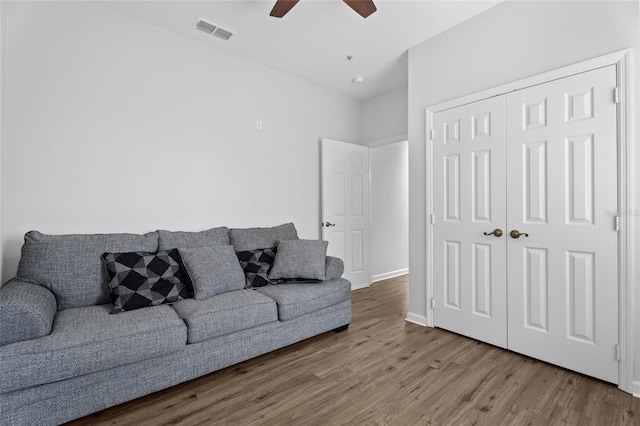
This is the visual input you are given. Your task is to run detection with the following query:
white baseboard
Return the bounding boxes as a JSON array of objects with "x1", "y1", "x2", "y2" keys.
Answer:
[
  {"x1": 372, "y1": 268, "x2": 409, "y2": 283},
  {"x1": 351, "y1": 282, "x2": 370, "y2": 291},
  {"x1": 633, "y1": 380, "x2": 640, "y2": 398},
  {"x1": 405, "y1": 312, "x2": 427, "y2": 327}
]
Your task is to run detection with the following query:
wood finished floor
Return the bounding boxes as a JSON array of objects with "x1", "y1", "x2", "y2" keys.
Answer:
[{"x1": 68, "y1": 275, "x2": 639, "y2": 426}]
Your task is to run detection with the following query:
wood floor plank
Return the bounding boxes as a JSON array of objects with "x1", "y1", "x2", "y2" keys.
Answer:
[{"x1": 67, "y1": 275, "x2": 639, "y2": 425}]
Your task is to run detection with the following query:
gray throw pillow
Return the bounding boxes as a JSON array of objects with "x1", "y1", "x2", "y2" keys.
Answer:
[
  {"x1": 268, "y1": 239, "x2": 328, "y2": 281},
  {"x1": 179, "y1": 245, "x2": 245, "y2": 300}
]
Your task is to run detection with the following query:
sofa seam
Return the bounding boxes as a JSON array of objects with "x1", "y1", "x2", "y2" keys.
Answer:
[
  {"x1": 187, "y1": 316, "x2": 279, "y2": 344},
  {"x1": 0, "y1": 323, "x2": 187, "y2": 359},
  {"x1": 279, "y1": 298, "x2": 351, "y2": 321},
  {"x1": 175, "y1": 300, "x2": 276, "y2": 320},
  {"x1": 264, "y1": 285, "x2": 348, "y2": 308}
]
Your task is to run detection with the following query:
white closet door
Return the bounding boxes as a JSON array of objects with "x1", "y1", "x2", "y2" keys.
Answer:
[
  {"x1": 433, "y1": 96, "x2": 508, "y2": 348},
  {"x1": 506, "y1": 65, "x2": 618, "y2": 383}
]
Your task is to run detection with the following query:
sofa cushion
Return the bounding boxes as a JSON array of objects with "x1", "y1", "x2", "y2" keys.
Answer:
[
  {"x1": 172, "y1": 290, "x2": 278, "y2": 343},
  {"x1": 179, "y1": 245, "x2": 245, "y2": 300},
  {"x1": 0, "y1": 280, "x2": 57, "y2": 346},
  {"x1": 268, "y1": 239, "x2": 328, "y2": 282},
  {"x1": 157, "y1": 227, "x2": 229, "y2": 251},
  {"x1": 229, "y1": 223, "x2": 298, "y2": 252},
  {"x1": 16, "y1": 231, "x2": 159, "y2": 310},
  {"x1": 0, "y1": 304, "x2": 186, "y2": 393},
  {"x1": 236, "y1": 248, "x2": 277, "y2": 288},
  {"x1": 103, "y1": 249, "x2": 193, "y2": 313},
  {"x1": 256, "y1": 279, "x2": 351, "y2": 321}
]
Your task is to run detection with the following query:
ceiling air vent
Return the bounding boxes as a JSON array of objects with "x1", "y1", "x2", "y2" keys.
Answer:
[{"x1": 193, "y1": 18, "x2": 235, "y2": 41}]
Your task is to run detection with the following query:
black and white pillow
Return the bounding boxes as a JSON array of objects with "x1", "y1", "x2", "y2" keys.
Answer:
[
  {"x1": 102, "y1": 249, "x2": 192, "y2": 313},
  {"x1": 236, "y1": 248, "x2": 277, "y2": 288}
]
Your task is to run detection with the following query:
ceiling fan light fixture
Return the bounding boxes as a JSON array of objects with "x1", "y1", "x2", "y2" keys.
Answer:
[
  {"x1": 270, "y1": 0, "x2": 300, "y2": 18},
  {"x1": 270, "y1": 0, "x2": 376, "y2": 18},
  {"x1": 343, "y1": 0, "x2": 377, "y2": 18}
]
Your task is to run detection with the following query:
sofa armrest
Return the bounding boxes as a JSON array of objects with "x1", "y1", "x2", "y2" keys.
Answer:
[
  {"x1": 324, "y1": 256, "x2": 344, "y2": 281},
  {"x1": 0, "y1": 279, "x2": 57, "y2": 346}
]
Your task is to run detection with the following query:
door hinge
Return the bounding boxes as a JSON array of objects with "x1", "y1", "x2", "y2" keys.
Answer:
[
  {"x1": 614, "y1": 87, "x2": 619, "y2": 104},
  {"x1": 431, "y1": 214, "x2": 435, "y2": 225},
  {"x1": 614, "y1": 214, "x2": 620, "y2": 232},
  {"x1": 431, "y1": 298, "x2": 436, "y2": 309},
  {"x1": 615, "y1": 344, "x2": 620, "y2": 361},
  {"x1": 429, "y1": 129, "x2": 435, "y2": 141}
]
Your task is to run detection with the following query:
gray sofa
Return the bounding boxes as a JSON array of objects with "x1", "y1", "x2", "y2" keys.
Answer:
[{"x1": 0, "y1": 223, "x2": 351, "y2": 426}]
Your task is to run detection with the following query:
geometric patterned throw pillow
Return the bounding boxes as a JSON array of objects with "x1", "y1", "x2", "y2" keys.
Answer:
[
  {"x1": 235, "y1": 247, "x2": 277, "y2": 288},
  {"x1": 102, "y1": 249, "x2": 193, "y2": 313}
]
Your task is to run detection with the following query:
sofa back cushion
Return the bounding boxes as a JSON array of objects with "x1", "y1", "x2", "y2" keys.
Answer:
[
  {"x1": 157, "y1": 227, "x2": 229, "y2": 251},
  {"x1": 229, "y1": 223, "x2": 298, "y2": 252},
  {"x1": 16, "y1": 231, "x2": 159, "y2": 310}
]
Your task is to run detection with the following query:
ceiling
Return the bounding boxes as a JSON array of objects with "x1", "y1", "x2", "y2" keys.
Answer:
[{"x1": 100, "y1": 1, "x2": 502, "y2": 101}]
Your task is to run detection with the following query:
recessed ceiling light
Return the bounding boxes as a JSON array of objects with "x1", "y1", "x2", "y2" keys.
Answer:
[{"x1": 352, "y1": 76, "x2": 365, "y2": 84}]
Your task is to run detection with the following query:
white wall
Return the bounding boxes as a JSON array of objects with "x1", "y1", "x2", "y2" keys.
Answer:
[
  {"x1": 361, "y1": 84, "x2": 409, "y2": 281},
  {"x1": 369, "y1": 141, "x2": 408, "y2": 281},
  {"x1": 1, "y1": 1, "x2": 361, "y2": 283},
  {"x1": 361, "y1": 85, "x2": 408, "y2": 144},
  {"x1": 407, "y1": 0, "x2": 639, "y2": 391}
]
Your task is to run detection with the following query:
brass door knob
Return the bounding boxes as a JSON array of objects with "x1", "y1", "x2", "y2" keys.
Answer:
[
  {"x1": 510, "y1": 230, "x2": 529, "y2": 239},
  {"x1": 483, "y1": 228, "x2": 503, "y2": 237},
  {"x1": 323, "y1": 221, "x2": 336, "y2": 227}
]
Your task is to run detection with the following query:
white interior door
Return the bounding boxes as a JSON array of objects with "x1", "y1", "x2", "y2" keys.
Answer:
[
  {"x1": 506, "y1": 65, "x2": 619, "y2": 383},
  {"x1": 321, "y1": 138, "x2": 370, "y2": 289},
  {"x1": 431, "y1": 65, "x2": 619, "y2": 383},
  {"x1": 432, "y1": 96, "x2": 508, "y2": 348}
]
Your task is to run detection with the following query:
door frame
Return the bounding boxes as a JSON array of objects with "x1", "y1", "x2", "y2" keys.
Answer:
[{"x1": 424, "y1": 49, "x2": 634, "y2": 394}]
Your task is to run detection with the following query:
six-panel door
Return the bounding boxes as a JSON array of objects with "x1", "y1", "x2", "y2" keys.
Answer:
[
  {"x1": 321, "y1": 138, "x2": 370, "y2": 289},
  {"x1": 433, "y1": 96, "x2": 508, "y2": 349},
  {"x1": 506, "y1": 65, "x2": 618, "y2": 383},
  {"x1": 432, "y1": 65, "x2": 619, "y2": 383}
]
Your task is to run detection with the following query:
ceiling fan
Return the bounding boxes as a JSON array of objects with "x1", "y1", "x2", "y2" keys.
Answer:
[{"x1": 270, "y1": 0, "x2": 377, "y2": 19}]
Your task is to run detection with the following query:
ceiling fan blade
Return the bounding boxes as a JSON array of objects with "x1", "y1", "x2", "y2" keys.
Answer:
[
  {"x1": 270, "y1": 0, "x2": 300, "y2": 18},
  {"x1": 343, "y1": 0, "x2": 377, "y2": 18}
]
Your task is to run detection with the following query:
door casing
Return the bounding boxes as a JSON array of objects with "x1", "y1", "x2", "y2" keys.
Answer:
[{"x1": 424, "y1": 49, "x2": 635, "y2": 394}]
